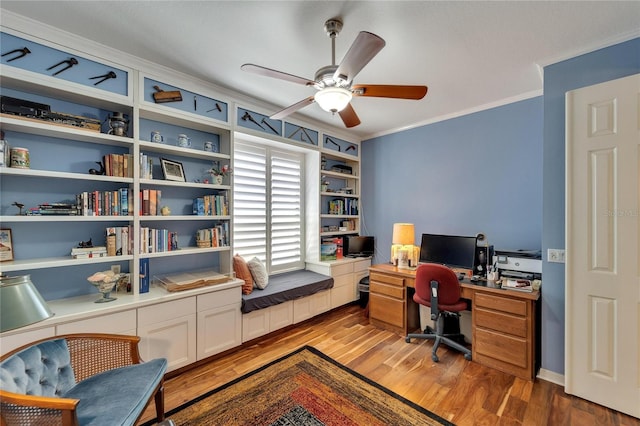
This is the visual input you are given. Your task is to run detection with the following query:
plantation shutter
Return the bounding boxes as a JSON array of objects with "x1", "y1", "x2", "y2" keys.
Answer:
[{"x1": 233, "y1": 140, "x2": 304, "y2": 273}]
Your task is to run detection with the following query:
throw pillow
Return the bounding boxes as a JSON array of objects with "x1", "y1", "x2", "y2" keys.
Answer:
[
  {"x1": 233, "y1": 254, "x2": 254, "y2": 295},
  {"x1": 247, "y1": 257, "x2": 269, "y2": 289}
]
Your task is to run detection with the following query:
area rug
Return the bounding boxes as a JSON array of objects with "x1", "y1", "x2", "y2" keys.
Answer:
[{"x1": 149, "y1": 345, "x2": 452, "y2": 425}]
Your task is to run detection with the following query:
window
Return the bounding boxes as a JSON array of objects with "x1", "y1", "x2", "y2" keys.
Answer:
[{"x1": 233, "y1": 139, "x2": 304, "y2": 273}]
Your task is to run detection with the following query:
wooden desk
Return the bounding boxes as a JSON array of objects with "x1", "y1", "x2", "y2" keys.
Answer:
[{"x1": 368, "y1": 264, "x2": 540, "y2": 380}]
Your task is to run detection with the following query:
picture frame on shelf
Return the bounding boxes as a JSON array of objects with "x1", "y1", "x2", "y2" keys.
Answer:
[
  {"x1": 0, "y1": 228, "x2": 14, "y2": 262},
  {"x1": 160, "y1": 158, "x2": 186, "y2": 182}
]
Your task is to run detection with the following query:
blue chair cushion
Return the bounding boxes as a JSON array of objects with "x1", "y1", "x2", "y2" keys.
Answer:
[
  {"x1": 0, "y1": 339, "x2": 76, "y2": 397},
  {"x1": 62, "y1": 358, "x2": 167, "y2": 426}
]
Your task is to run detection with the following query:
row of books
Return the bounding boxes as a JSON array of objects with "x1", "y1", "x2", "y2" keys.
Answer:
[
  {"x1": 103, "y1": 153, "x2": 134, "y2": 178},
  {"x1": 196, "y1": 223, "x2": 230, "y2": 247},
  {"x1": 77, "y1": 188, "x2": 132, "y2": 216},
  {"x1": 192, "y1": 192, "x2": 229, "y2": 216},
  {"x1": 140, "y1": 154, "x2": 154, "y2": 180},
  {"x1": 140, "y1": 227, "x2": 179, "y2": 254},
  {"x1": 328, "y1": 198, "x2": 359, "y2": 215},
  {"x1": 140, "y1": 189, "x2": 162, "y2": 216},
  {"x1": 106, "y1": 226, "x2": 133, "y2": 256},
  {"x1": 33, "y1": 203, "x2": 79, "y2": 215}
]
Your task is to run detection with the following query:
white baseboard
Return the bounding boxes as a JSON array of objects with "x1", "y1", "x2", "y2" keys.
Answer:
[{"x1": 537, "y1": 368, "x2": 564, "y2": 386}]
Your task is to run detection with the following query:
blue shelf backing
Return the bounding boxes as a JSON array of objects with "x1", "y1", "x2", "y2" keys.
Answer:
[
  {"x1": 143, "y1": 77, "x2": 228, "y2": 122},
  {"x1": 323, "y1": 135, "x2": 358, "y2": 156},
  {"x1": 284, "y1": 122, "x2": 318, "y2": 146},
  {"x1": 1, "y1": 32, "x2": 129, "y2": 96},
  {"x1": 236, "y1": 108, "x2": 282, "y2": 136}
]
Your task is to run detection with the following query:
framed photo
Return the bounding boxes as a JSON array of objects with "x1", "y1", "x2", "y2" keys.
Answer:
[
  {"x1": 160, "y1": 158, "x2": 186, "y2": 182},
  {"x1": 0, "y1": 228, "x2": 14, "y2": 262}
]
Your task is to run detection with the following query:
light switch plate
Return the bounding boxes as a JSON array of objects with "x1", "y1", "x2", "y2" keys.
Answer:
[{"x1": 547, "y1": 248, "x2": 565, "y2": 263}]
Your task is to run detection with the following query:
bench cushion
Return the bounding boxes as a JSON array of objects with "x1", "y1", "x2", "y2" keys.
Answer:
[
  {"x1": 241, "y1": 270, "x2": 333, "y2": 314},
  {"x1": 63, "y1": 358, "x2": 167, "y2": 426}
]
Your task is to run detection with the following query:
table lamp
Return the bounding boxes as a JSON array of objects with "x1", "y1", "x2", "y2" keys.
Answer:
[
  {"x1": 1, "y1": 274, "x2": 54, "y2": 333},
  {"x1": 391, "y1": 223, "x2": 415, "y2": 269}
]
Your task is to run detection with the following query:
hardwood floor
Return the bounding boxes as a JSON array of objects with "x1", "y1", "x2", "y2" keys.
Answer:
[{"x1": 139, "y1": 304, "x2": 639, "y2": 425}]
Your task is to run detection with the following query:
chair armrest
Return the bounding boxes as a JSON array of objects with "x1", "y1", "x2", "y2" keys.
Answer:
[
  {"x1": 0, "y1": 390, "x2": 79, "y2": 425},
  {"x1": 61, "y1": 334, "x2": 142, "y2": 383}
]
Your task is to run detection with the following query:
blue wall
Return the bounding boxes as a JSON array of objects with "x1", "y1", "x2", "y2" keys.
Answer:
[
  {"x1": 542, "y1": 37, "x2": 640, "y2": 375},
  {"x1": 362, "y1": 96, "x2": 543, "y2": 261},
  {"x1": 362, "y1": 37, "x2": 639, "y2": 377}
]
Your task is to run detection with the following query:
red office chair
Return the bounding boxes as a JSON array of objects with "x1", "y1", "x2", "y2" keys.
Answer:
[{"x1": 405, "y1": 263, "x2": 472, "y2": 362}]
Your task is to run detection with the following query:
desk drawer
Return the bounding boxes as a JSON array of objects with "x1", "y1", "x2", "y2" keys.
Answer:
[
  {"x1": 370, "y1": 280, "x2": 405, "y2": 299},
  {"x1": 369, "y1": 293, "x2": 404, "y2": 328},
  {"x1": 475, "y1": 327, "x2": 528, "y2": 369},
  {"x1": 475, "y1": 308, "x2": 528, "y2": 338},
  {"x1": 370, "y1": 272, "x2": 404, "y2": 287},
  {"x1": 475, "y1": 292, "x2": 527, "y2": 316}
]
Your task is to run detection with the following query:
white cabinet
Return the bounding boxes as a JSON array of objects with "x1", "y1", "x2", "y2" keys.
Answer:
[
  {"x1": 307, "y1": 257, "x2": 371, "y2": 309},
  {"x1": 138, "y1": 297, "x2": 197, "y2": 372},
  {"x1": 196, "y1": 287, "x2": 242, "y2": 360},
  {"x1": 242, "y1": 301, "x2": 293, "y2": 343},
  {"x1": 293, "y1": 290, "x2": 331, "y2": 323}
]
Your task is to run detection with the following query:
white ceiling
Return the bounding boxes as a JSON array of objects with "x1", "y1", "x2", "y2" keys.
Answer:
[{"x1": 1, "y1": 1, "x2": 639, "y2": 139}]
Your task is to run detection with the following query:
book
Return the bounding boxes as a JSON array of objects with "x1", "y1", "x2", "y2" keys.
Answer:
[
  {"x1": 139, "y1": 258, "x2": 150, "y2": 293},
  {"x1": 71, "y1": 245, "x2": 107, "y2": 254}
]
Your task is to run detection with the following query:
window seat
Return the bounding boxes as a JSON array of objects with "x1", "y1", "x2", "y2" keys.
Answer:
[{"x1": 241, "y1": 270, "x2": 334, "y2": 314}]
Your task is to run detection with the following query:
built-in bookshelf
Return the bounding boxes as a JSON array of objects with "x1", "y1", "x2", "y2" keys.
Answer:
[{"x1": 0, "y1": 31, "x2": 234, "y2": 302}]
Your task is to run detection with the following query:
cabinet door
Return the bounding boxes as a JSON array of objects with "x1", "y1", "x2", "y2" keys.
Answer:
[
  {"x1": 197, "y1": 304, "x2": 241, "y2": 360},
  {"x1": 138, "y1": 314, "x2": 197, "y2": 372},
  {"x1": 138, "y1": 297, "x2": 197, "y2": 371},
  {"x1": 369, "y1": 293, "x2": 405, "y2": 329}
]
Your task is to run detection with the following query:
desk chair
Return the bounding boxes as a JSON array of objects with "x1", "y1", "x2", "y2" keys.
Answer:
[{"x1": 405, "y1": 263, "x2": 472, "y2": 362}]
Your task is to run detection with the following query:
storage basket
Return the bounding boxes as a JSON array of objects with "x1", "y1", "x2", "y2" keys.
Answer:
[{"x1": 196, "y1": 239, "x2": 211, "y2": 248}]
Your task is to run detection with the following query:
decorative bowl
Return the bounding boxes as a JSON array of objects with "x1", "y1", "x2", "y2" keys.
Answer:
[{"x1": 87, "y1": 273, "x2": 122, "y2": 303}]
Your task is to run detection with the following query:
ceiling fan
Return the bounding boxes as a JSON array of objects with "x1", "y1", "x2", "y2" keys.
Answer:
[{"x1": 241, "y1": 18, "x2": 428, "y2": 128}]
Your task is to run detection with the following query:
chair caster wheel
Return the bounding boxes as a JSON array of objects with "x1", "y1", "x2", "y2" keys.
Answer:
[
  {"x1": 431, "y1": 354, "x2": 439, "y2": 362},
  {"x1": 464, "y1": 353, "x2": 472, "y2": 361},
  {"x1": 405, "y1": 337, "x2": 411, "y2": 343}
]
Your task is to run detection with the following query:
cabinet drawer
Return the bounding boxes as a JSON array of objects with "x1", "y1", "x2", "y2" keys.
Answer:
[
  {"x1": 370, "y1": 293, "x2": 404, "y2": 328},
  {"x1": 370, "y1": 281, "x2": 404, "y2": 299},
  {"x1": 197, "y1": 287, "x2": 241, "y2": 311},
  {"x1": 370, "y1": 272, "x2": 404, "y2": 287},
  {"x1": 57, "y1": 310, "x2": 136, "y2": 335},
  {"x1": 475, "y1": 292, "x2": 527, "y2": 316},
  {"x1": 331, "y1": 263, "x2": 353, "y2": 277},
  {"x1": 475, "y1": 308, "x2": 528, "y2": 338},
  {"x1": 138, "y1": 297, "x2": 196, "y2": 326},
  {"x1": 353, "y1": 259, "x2": 371, "y2": 273},
  {"x1": 475, "y1": 327, "x2": 528, "y2": 369}
]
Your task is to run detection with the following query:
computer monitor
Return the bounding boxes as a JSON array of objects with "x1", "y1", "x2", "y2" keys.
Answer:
[
  {"x1": 419, "y1": 233, "x2": 477, "y2": 270},
  {"x1": 345, "y1": 235, "x2": 374, "y2": 258}
]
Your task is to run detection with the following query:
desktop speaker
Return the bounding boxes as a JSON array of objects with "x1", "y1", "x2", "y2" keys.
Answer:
[{"x1": 474, "y1": 245, "x2": 494, "y2": 277}]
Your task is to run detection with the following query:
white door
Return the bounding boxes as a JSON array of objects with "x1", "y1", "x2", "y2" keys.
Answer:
[{"x1": 566, "y1": 73, "x2": 639, "y2": 418}]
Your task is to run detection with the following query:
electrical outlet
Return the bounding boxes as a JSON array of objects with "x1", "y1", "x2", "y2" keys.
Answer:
[{"x1": 547, "y1": 249, "x2": 565, "y2": 263}]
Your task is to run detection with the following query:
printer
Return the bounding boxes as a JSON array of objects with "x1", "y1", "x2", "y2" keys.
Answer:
[{"x1": 494, "y1": 249, "x2": 542, "y2": 280}]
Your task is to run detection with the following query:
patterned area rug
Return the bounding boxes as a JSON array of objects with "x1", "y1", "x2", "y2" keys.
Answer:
[{"x1": 152, "y1": 346, "x2": 452, "y2": 425}]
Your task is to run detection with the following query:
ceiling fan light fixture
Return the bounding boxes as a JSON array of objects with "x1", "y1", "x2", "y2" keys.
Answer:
[{"x1": 314, "y1": 87, "x2": 352, "y2": 113}]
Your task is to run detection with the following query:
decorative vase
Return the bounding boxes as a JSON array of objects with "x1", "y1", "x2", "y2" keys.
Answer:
[{"x1": 213, "y1": 175, "x2": 224, "y2": 185}]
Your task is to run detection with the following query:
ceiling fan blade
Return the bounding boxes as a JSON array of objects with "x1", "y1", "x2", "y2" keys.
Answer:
[
  {"x1": 352, "y1": 84, "x2": 428, "y2": 99},
  {"x1": 339, "y1": 103, "x2": 361, "y2": 128},
  {"x1": 270, "y1": 96, "x2": 316, "y2": 120},
  {"x1": 241, "y1": 63, "x2": 315, "y2": 86},
  {"x1": 333, "y1": 32, "x2": 385, "y2": 84}
]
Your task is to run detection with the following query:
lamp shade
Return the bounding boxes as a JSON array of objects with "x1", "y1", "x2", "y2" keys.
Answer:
[
  {"x1": 392, "y1": 223, "x2": 415, "y2": 246},
  {"x1": 1, "y1": 275, "x2": 53, "y2": 333},
  {"x1": 314, "y1": 87, "x2": 352, "y2": 113}
]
